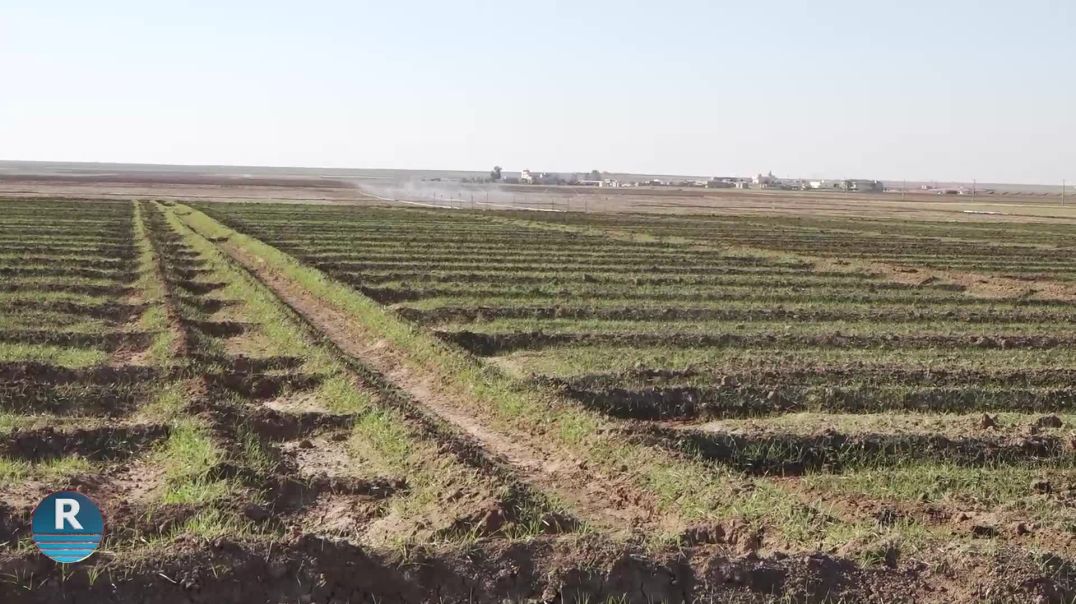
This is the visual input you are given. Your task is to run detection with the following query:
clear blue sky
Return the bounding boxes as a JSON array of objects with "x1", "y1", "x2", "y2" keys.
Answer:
[{"x1": 1, "y1": 1, "x2": 1073, "y2": 183}]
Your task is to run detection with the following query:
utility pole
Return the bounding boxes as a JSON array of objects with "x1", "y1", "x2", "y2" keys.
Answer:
[
  {"x1": 902, "y1": 179, "x2": 906, "y2": 202},
  {"x1": 1064, "y1": 179, "x2": 1067, "y2": 207},
  {"x1": 972, "y1": 179, "x2": 976, "y2": 203}
]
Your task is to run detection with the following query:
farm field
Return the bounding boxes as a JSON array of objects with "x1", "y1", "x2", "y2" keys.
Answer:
[
  {"x1": 194, "y1": 201, "x2": 1076, "y2": 601},
  {"x1": 3, "y1": 197, "x2": 1076, "y2": 602}
]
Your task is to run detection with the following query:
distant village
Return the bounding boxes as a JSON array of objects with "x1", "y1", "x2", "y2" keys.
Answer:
[
  {"x1": 464, "y1": 168, "x2": 1003, "y2": 196},
  {"x1": 493, "y1": 169, "x2": 886, "y2": 192}
]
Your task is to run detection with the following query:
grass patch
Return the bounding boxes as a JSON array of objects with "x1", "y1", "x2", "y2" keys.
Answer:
[
  {"x1": 137, "y1": 382, "x2": 190, "y2": 423},
  {"x1": 154, "y1": 418, "x2": 230, "y2": 506},
  {"x1": 0, "y1": 456, "x2": 93, "y2": 484},
  {"x1": 0, "y1": 343, "x2": 107, "y2": 367}
]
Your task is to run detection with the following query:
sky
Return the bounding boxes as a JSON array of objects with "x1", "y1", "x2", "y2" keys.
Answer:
[{"x1": 1, "y1": 1, "x2": 1073, "y2": 184}]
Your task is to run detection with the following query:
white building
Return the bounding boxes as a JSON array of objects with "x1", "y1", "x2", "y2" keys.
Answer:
[
  {"x1": 753, "y1": 171, "x2": 778, "y2": 186},
  {"x1": 805, "y1": 179, "x2": 883, "y2": 192},
  {"x1": 845, "y1": 179, "x2": 883, "y2": 192}
]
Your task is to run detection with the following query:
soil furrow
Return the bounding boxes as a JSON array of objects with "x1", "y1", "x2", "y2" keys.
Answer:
[
  {"x1": 441, "y1": 329, "x2": 1076, "y2": 356},
  {"x1": 400, "y1": 304, "x2": 1076, "y2": 325},
  {"x1": 642, "y1": 426, "x2": 1075, "y2": 476}
]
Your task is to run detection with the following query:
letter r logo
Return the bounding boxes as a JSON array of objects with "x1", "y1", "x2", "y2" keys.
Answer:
[
  {"x1": 32, "y1": 491, "x2": 103, "y2": 563},
  {"x1": 55, "y1": 498, "x2": 83, "y2": 530}
]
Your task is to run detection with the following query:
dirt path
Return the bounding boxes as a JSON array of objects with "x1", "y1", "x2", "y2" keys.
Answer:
[{"x1": 203, "y1": 235, "x2": 662, "y2": 535}]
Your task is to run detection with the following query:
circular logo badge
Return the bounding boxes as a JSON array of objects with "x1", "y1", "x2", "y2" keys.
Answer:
[{"x1": 31, "y1": 492, "x2": 104, "y2": 564}]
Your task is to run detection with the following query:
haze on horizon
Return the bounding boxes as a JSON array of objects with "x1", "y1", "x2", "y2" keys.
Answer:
[{"x1": 1, "y1": 1, "x2": 1073, "y2": 185}]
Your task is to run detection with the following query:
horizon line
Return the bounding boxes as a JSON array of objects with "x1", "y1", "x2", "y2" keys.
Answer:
[{"x1": 0, "y1": 158, "x2": 1068, "y2": 189}]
